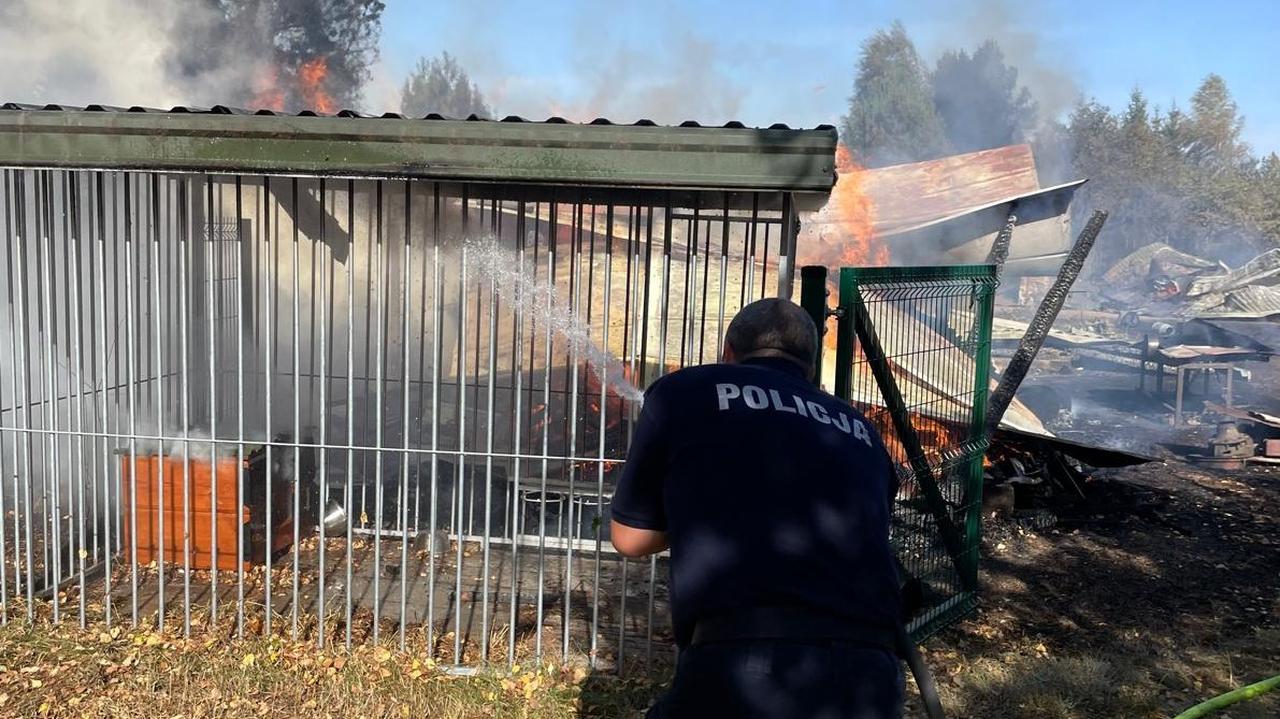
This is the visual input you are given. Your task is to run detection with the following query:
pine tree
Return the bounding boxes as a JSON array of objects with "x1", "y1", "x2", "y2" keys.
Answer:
[
  {"x1": 840, "y1": 22, "x2": 946, "y2": 167},
  {"x1": 931, "y1": 40, "x2": 1038, "y2": 154},
  {"x1": 400, "y1": 52, "x2": 492, "y2": 119},
  {"x1": 1186, "y1": 73, "x2": 1249, "y2": 171}
]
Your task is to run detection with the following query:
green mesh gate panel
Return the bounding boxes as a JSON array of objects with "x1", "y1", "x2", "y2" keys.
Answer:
[{"x1": 832, "y1": 265, "x2": 997, "y2": 641}]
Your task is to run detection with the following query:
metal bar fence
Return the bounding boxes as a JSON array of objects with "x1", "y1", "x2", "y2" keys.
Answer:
[
  {"x1": 832, "y1": 264, "x2": 997, "y2": 641},
  {"x1": 0, "y1": 168, "x2": 788, "y2": 674}
]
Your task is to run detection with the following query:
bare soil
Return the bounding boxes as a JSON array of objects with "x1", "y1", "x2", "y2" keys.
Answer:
[{"x1": 910, "y1": 460, "x2": 1280, "y2": 718}]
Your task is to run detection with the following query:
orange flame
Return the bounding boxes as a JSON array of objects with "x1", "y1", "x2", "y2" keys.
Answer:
[
  {"x1": 248, "y1": 57, "x2": 336, "y2": 113},
  {"x1": 831, "y1": 145, "x2": 889, "y2": 267},
  {"x1": 798, "y1": 145, "x2": 891, "y2": 354},
  {"x1": 249, "y1": 65, "x2": 285, "y2": 112},
  {"x1": 299, "y1": 58, "x2": 337, "y2": 114}
]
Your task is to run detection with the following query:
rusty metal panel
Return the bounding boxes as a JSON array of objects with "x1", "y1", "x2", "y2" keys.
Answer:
[{"x1": 863, "y1": 144, "x2": 1041, "y2": 236}]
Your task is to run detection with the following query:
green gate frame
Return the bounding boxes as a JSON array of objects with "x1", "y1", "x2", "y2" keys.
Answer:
[{"x1": 805, "y1": 264, "x2": 997, "y2": 640}]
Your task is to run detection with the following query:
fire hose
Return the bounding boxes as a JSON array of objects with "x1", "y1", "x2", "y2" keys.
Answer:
[
  {"x1": 1171, "y1": 673, "x2": 1280, "y2": 719},
  {"x1": 896, "y1": 626, "x2": 946, "y2": 719},
  {"x1": 895, "y1": 574, "x2": 946, "y2": 718}
]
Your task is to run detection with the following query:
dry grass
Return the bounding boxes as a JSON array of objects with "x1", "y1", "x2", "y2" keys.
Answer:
[
  {"x1": 0, "y1": 618, "x2": 633, "y2": 719},
  {"x1": 933, "y1": 652, "x2": 1159, "y2": 719}
]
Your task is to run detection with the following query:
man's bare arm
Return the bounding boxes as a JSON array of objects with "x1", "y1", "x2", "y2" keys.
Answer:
[{"x1": 610, "y1": 520, "x2": 669, "y2": 557}]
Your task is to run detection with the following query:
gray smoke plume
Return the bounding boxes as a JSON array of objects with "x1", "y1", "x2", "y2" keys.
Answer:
[
  {"x1": 431, "y1": 4, "x2": 747, "y2": 125},
  {"x1": 956, "y1": 0, "x2": 1081, "y2": 123},
  {"x1": 0, "y1": 0, "x2": 255, "y2": 108}
]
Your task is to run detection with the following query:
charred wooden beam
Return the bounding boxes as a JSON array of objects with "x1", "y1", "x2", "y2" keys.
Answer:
[{"x1": 985, "y1": 210, "x2": 1109, "y2": 436}]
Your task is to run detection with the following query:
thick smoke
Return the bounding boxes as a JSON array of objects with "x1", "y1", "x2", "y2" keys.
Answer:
[
  {"x1": 558, "y1": 27, "x2": 745, "y2": 124},
  {"x1": 955, "y1": 0, "x2": 1081, "y2": 125},
  {"x1": 0, "y1": 0, "x2": 242, "y2": 108}
]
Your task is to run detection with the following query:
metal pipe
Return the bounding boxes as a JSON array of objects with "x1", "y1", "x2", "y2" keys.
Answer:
[
  {"x1": 67, "y1": 173, "x2": 88, "y2": 628},
  {"x1": 149, "y1": 173, "x2": 164, "y2": 630},
  {"x1": 372, "y1": 181, "x2": 386, "y2": 643},
  {"x1": 425, "y1": 183, "x2": 441, "y2": 652},
  {"x1": 290, "y1": 177, "x2": 302, "y2": 640},
  {"x1": 316, "y1": 178, "x2": 328, "y2": 648},
  {"x1": 481, "y1": 220, "x2": 498, "y2": 662},
  {"x1": 204, "y1": 178, "x2": 218, "y2": 626},
  {"x1": 535, "y1": 202, "x2": 554, "y2": 663},
  {"x1": 0, "y1": 170, "x2": 12, "y2": 623},
  {"x1": 123, "y1": 174, "x2": 138, "y2": 626},
  {"x1": 262, "y1": 176, "x2": 274, "y2": 635},
  {"x1": 506, "y1": 199, "x2": 526, "y2": 668},
  {"x1": 454, "y1": 237, "x2": 467, "y2": 665},
  {"x1": 343, "y1": 179, "x2": 356, "y2": 649},
  {"x1": 235, "y1": 177, "x2": 247, "y2": 638},
  {"x1": 399, "y1": 182, "x2": 413, "y2": 649},
  {"x1": 178, "y1": 178, "x2": 192, "y2": 637},
  {"x1": 40, "y1": 171, "x2": 64, "y2": 624}
]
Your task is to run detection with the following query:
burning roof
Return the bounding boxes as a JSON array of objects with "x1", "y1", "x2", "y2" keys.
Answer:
[{"x1": 799, "y1": 144, "x2": 1086, "y2": 277}]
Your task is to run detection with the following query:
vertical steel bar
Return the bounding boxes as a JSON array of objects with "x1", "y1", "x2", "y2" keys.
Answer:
[
  {"x1": 290, "y1": 178, "x2": 302, "y2": 640},
  {"x1": 14, "y1": 171, "x2": 33, "y2": 618},
  {"x1": 316, "y1": 179, "x2": 328, "y2": 648},
  {"x1": 647, "y1": 196, "x2": 675, "y2": 670},
  {"x1": 534, "y1": 201, "x2": 554, "y2": 664},
  {"x1": 235, "y1": 177, "x2": 246, "y2": 638},
  {"x1": 148, "y1": 174, "x2": 166, "y2": 630},
  {"x1": 1, "y1": 170, "x2": 17, "y2": 612},
  {"x1": 562, "y1": 202, "x2": 584, "y2": 661},
  {"x1": 67, "y1": 174, "x2": 88, "y2": 628},
  {"x1": 372, "y1": 181, "x2": 386, "y2": 643},
  {"x1": 563, "y1": 202, "x2": 583, "y2": 660},
  {"x1": 453, "y1": 239, "x2": 467, "y2": 665},
  {"x1": 425, "y1": 183, "x2": 441, "y2": 654},
  {"x1": 178, "y1": 179, "x2": 193, "y2": 637},
  {"x1": 17, "y1": 172, "x2": 35, "y2": 620},
  {"x1": 481, "y1": 221, "x2": 498, "y2": 662},
  {"x1": 262, "y1": 177, "x2": 274, "y2": 635},
  {"x1": 505, "y1": 198, "x2": 526, "y2": 668},
  {"x1": 399, "y1": 182, "x2": 412, "y2": 649},
  {"x1": 343, "y1": 180, "x2": 356, "y2": 649},
  {"x1": 204, "y1": 179, "x2": 219, "y2": 626},
  {"x1": 0, "y1": 171, "x2": 11, "y2": 624},
  {"x1": 777, "y1": 194, "x2": 797, "y2": 299},
  {"x1": 716, "y1": 199, "x2": 730, "y2": 360},
  {"x1": 39, "y1": 172, "x2": 64, "y2": 624},
  {"x1": 590, "y1": 204, "x2": 614, "y2": 669},
  {"x1": 122, "y1": 174, "x2": 139, "y2": 626},
  {"x1": 34, "y1": 173, "x2": 50, "y2": 599}
]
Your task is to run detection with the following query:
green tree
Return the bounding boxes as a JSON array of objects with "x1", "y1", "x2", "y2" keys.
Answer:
[
  {"x1": 1255, "y1": 153, "x2": 1280, "y2": 245},
  {"x1": 1184, "y1": 73, "x2": 1250, "y2": 171},
  {"x1": 1066, "y1": 76, "x2": 1277, "y2": 267},
  {"x1": 840, "y1": 22, "x2": 946, "y2": 167},
  {"x1": 400, "y1": 52, "x2": 492, "y2": 119},
  {"x1": 931, "y1": 40, "x2": 1038, "y2": 154}
]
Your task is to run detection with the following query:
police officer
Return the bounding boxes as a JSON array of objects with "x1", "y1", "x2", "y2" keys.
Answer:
[{"x1": 610, "y1": 297, "x2": 904, "y2": 718}]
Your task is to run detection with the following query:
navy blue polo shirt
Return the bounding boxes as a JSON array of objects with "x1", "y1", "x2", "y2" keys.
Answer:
[{"x1": 610, "y1": 356, "x2": 901, "y2": 649}]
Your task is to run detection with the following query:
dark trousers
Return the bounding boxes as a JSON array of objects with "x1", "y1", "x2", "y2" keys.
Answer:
[{"x1": 646, "y1": 639, "x2": 903, "y2": 719}]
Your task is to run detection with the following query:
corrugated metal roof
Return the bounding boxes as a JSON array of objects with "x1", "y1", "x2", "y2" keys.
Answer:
[
  {"x1": 0, "y1": 104, "x2": 838, "y2": 193},
  {"x1": 0, "y1": 101, "x2": 830, "y2": 130}
]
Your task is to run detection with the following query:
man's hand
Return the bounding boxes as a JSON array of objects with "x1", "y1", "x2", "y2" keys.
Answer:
[{"x1": 610, "y1": 520, "x2": 669, "y2": 557}]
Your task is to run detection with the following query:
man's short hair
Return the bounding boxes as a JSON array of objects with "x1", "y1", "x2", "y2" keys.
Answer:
[{"x1": 724, "y1": 298, "x2": 819, "y2": 377}]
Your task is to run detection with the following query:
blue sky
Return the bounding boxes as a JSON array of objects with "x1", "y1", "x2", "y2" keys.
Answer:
[{"x1": 377, "y1": 0, "x2": 1280, "y2": 156}]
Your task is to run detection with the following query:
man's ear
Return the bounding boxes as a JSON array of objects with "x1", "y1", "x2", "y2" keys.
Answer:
[{"x1": 722, "y1": 343, "x2": 736, "y2": 364}]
